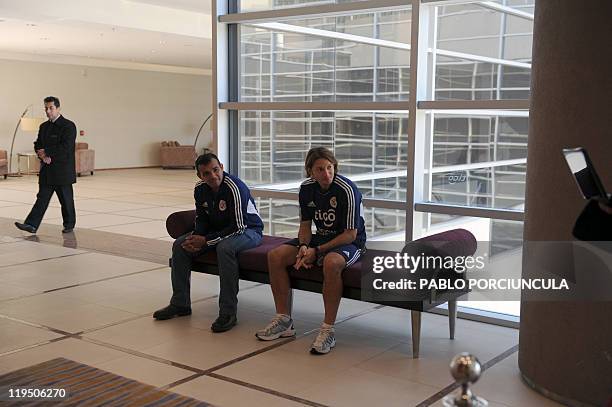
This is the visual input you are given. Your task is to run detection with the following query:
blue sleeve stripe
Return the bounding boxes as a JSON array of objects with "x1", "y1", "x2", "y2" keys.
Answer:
[{"x1": 334, "y1": 177, "x2": 356, "y2": 230}]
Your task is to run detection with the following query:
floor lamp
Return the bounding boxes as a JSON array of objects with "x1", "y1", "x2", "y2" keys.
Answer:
[
  {"x1": 8, "y1": 106, "x2": 44, "y2": 176},
  {"x1": 194, "y1": 113, "x2": 213, "y2": 151}
]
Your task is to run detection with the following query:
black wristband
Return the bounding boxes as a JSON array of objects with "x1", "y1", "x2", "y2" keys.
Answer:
[{"x1": 314, "y1": 246, "x2": 321, "y2": 255}]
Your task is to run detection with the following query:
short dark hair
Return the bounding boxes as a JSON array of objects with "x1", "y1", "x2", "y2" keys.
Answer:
[
  {"x1": 195, "y1": 152, "x2": 221, "y2": 172},
  {"x1": 304, "y1": 147, "x2": 338, "y2": 177},
  {"x1": 43, "y1": 96, "x2": 60, "y2": 107}
]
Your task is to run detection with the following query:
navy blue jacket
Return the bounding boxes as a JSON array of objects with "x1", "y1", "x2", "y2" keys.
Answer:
[{"x1": 194, "y1": 172, "x2": 263, "y2": 246}]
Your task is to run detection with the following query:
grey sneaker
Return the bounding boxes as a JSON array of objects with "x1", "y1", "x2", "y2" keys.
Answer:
[
  {"x1": 255, "y1": 315, "x2": 296, "y2": 341},
  {"x1": 310, "y1": 326, "x2": 336, "y2": 354}
]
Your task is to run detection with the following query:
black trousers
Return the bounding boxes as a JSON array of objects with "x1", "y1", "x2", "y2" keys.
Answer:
[{"x1": 25, "y1": 184, "x2": 76, "y2": 229}]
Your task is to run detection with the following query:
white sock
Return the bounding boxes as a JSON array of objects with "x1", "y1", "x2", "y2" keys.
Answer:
[
  {"x1": 277, "y1": 313, "x2": 291, "y2": 322},
  {"x1": 321, "y1": 322, "x2": 333, "y2": 329}
]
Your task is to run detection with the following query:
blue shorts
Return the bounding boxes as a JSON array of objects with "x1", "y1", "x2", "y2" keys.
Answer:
[{"x1": 285, "y1": 235, "x2": 363, "y2": 267}]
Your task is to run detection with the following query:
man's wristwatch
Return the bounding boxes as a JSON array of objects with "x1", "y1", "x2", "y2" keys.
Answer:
[{"x1": 298, "y1": 243, "x2": 309, "y2": 250}]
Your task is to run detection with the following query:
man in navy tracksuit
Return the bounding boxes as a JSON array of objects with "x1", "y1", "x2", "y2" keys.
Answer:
[{"x1": 154, "y1": 153, "x2": 263, "y2": 332}]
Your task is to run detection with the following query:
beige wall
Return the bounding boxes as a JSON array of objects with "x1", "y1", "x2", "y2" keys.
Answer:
[{"x1": 0, "y1": 59, "x2": 212, "y2": 171}]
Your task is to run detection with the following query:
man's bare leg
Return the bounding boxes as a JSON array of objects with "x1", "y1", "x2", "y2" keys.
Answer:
[
  {"x1": 267, "y1": 245, "x2": 298, "y2": 315},
  {"x1": 321, "y1": 252, "x2": 346, "y2": 325}
]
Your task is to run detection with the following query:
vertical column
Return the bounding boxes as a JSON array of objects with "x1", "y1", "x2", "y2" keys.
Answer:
[
  {"x1": 212, "y1": 0, "x2": 230, "y2": 165},
  {"x1": 519, "y1": 1, "x2": 612, "y2": 405}
]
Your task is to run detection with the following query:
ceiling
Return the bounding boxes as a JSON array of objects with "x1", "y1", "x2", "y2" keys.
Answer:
[{"x1": 0, "y1": 0, "x2": 213, "y2": 73}]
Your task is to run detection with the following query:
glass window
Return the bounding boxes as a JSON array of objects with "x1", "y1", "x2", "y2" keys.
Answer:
[
  {"x1": 240, "y1": 8, "x2": 411, "y2": 102},
  {"x1": 240, "y1": 110, "x2": 408, "y2": 201},
  {"x1": 433, "y1": 3, "x2": 533, "y2": 101},
  {"x1": 422, "y1": 113, "x2": 527, "y2": 210},
  {"x1": 224, "y1": 0, "x2": 535, "y2": 319}
]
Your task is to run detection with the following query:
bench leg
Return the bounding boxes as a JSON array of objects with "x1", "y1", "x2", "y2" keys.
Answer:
[
  {"x1": 287, "y1": 288, "x2": 294, "y2": 315},
  {"x1": 411, "y1": 310, "x2": 421, "y2": 359},
  {"x1": 448, "y1": 299, "x2": 457, "y2": 340}
]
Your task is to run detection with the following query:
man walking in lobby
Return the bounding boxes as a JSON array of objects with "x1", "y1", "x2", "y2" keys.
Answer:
[
  {"x1": 15, "y1": 96, "x2": 77, "y2": 234},
  {"x1": 154, "y1": 152, "x2": 264, "y2": 332},
  {"x1": 256, "y1": 147, "x2": 366, "y2": 354}
]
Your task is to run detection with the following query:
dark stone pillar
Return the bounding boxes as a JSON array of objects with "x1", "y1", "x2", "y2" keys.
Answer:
[{"x1": 519, "y1": 1, "x2": 612, "y2": 405}]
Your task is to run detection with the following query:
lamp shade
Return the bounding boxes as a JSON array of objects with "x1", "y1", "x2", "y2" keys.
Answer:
[{"x1": 20, "y1": 117, "x2": 45, "y2": 132}]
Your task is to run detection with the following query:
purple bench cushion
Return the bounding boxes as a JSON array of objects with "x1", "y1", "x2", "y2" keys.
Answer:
[{"x1": 166, "y1": 210, "x2": 477, "y2": 290}]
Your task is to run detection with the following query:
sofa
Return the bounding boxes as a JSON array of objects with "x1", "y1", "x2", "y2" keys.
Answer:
[
  {"x1": 75, "y1": 142, "x2": 95, "y2": 176},
  {"x1": 166, "y1": 210, "x2": 477, "y2": 358},
  {"x1": 160, "y1": 141, "x2": 197, "y2": 169},
  {"x1": 0, "y1": 150, "x2": 7, "y2": 179}
]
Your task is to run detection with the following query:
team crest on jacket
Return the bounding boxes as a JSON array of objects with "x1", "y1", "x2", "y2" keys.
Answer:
[
  {"x1": 329, "y1": 197, "x2": 337, "y2": 208},
  {"x1": 218, "y1": 200, "x2": 227, "y2": 211}
]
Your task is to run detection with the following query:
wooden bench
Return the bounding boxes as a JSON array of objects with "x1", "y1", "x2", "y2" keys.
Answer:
[{"x1": 166, "y1": 210, "x2": 476, "y2": 358}]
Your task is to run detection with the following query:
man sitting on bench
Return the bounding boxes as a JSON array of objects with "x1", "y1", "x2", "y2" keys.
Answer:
[
  {"x1": 256, "y1": 147, "x2": 366, "y2": 354},
  {"x1": 154, "y1": 153, "x2": 263, "y2": 333}
]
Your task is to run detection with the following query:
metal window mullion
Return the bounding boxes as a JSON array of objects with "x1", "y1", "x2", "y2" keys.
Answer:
[
  {"x1": 220, "y1": 0, "x2": 412, "y2": 24},
  {"x1": 433, "y1": 48, "x2": 531, "y2": 69},
  {"x1": 229, "y1": 22, "x2": 240, "y2": 175},
  {"x1": 213, "y1": 0, "x2": 231, "y2": 166},
  {"x1": 424, "y1": 4, "x2": 438, "y2": 233},
  {"x1": 414, "y1": 202, "x2": 524, "y2": 221},
  {"x1": 406, "y1": 0, "x2": 429, "y2": 242},
  {"x1": 219, "y1": 101, "x2": 411, "y2": 110},
  {"x1": 371, "y1": 12, "x2": 380, "y2": 200},
  {"x1": 418, "y1": 99, "x2": 529, "y2": 110},
  {"x1": 492, "y1": 7, "x2": 508, "y2": 209},
  {"x1": 269, "y1": 32, "x2": 277, "y2": 183},
  {"x1": 466, "y1": 116, "x2": 473, "y2": 206}
]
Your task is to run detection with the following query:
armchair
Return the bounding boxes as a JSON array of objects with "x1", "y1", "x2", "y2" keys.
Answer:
[
  {"x1": 160, "y1": 141, "x2": 197, "y2": 169},
  {"x1": 75, "y1": 142, "x2": 95, "y2": 176},
  {"x1": 0, "y1": 150, "x2": 7, "y2": 179}
]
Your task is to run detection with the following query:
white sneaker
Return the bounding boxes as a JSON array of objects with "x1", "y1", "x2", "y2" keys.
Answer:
[
  {"x1": 255, "y1": 315, "x2": 296, "y2": 341},
  {"x1": 310, "y1": 326, "x2": 336, "y2": 354}
]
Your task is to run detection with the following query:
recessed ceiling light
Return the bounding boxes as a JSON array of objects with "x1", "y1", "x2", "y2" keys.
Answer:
[{"x1": 151, "y1": 50, "x2": 157, "y2": 53}]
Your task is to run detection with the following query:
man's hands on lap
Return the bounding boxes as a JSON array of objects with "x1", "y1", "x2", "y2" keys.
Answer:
[
  {"x1": 294, "y1": 246, "x2": 316, "y2": 270},
  {"x1": 182, "y1": 234, "x2": 207, "y2": 253}
]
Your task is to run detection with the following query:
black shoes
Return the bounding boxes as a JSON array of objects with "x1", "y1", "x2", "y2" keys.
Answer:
[
  {"x1": 153, "y1": 304, "x2": 192, "y2": 320},
  {"x1": 15, "y1": 222, "x2": 74, "y2": 234},
  {"x1": 211, "y1": 314, "x2": 237, "y2": 333},
  {"x1": 15, "y1": 222, "x2": 37, "y2": 234},
  {"x1": 153, "y1": 304, "x2": 236, "y2": 332}
]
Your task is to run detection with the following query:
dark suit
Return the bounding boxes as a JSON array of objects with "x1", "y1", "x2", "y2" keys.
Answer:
[{"x1": 24, "y1": 115, "x2": 77, "y2": 230}]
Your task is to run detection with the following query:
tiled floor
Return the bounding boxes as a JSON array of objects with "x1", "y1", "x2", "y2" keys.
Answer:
[{"x1": 0, "y1": 169, "x2": 561, "y2": 406}]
